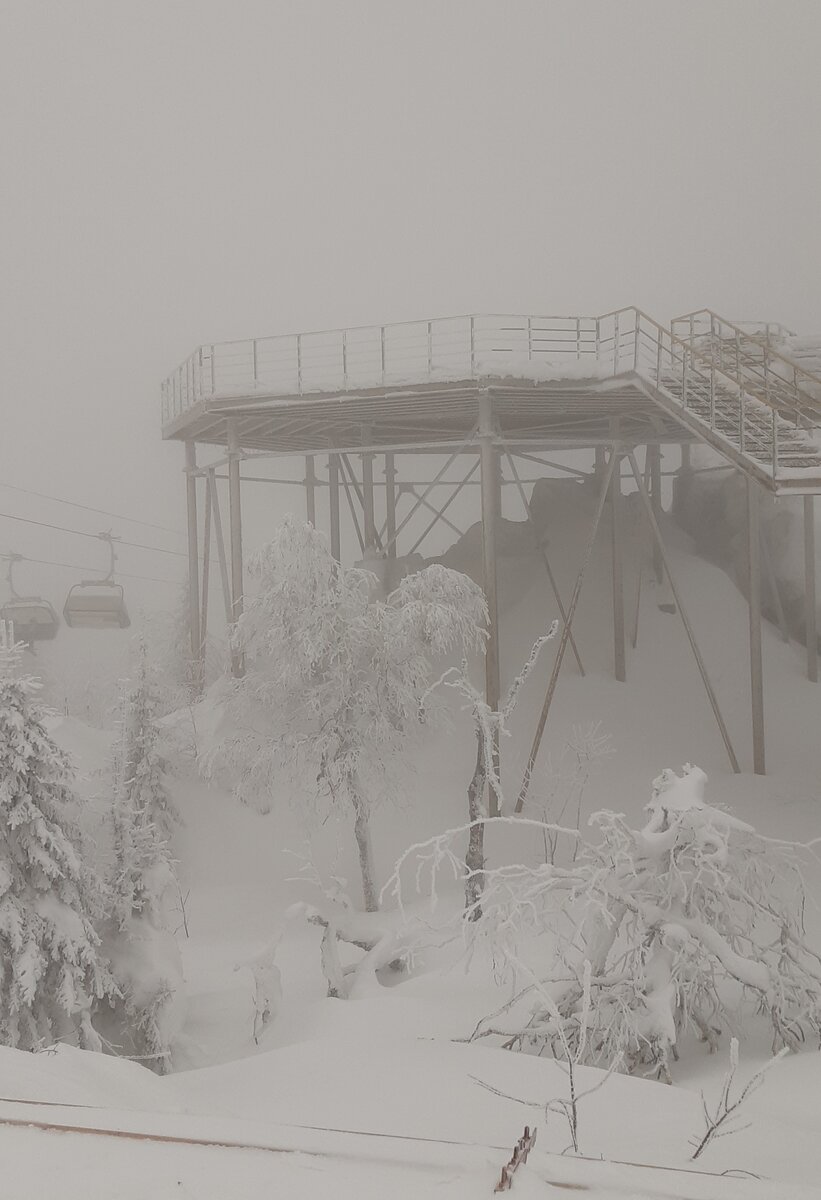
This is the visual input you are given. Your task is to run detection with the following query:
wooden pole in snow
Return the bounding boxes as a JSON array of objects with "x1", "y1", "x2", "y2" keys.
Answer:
[
  {"x1": 384, "y1": 453, "x2": 397, "y2": 559},
  {"x1": 516, "y1": 449, "x2": 619, "y2": 812},
  {"x1": 627, "y1": 451, "x2": 740, "y2": 774},
  {"x1": 502, "y1": 443, "x2": 585, "y2": 675},
  {"x1": 805, "y1": 496, "x2": 818, "y2": 683},
  {"x1": 328, "y1": 453, "x2": 341, "y2": 561},
  {"x1": 747, "y1": 479, "x2": 765, "y2": 774},
  {"x1": 479, "y1": 394, "x2": 501, "y2": 817},
  {"x1": 227, "y1": 420, "x2": 245, "y2": 678},
  {"x1": 610, "y1": 451, "x2": 626, "y2": 683},
  {"x1": 184, "y1": 441, "x2": 201, "y2": 686},
  {"x1": 305, "y1": 455, "x2": 317, "y2": 526}
]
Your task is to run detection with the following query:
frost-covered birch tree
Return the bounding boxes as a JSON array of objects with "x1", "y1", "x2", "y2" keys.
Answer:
[
  {"x1": 207, "y1": 517, "x2": 486, "y2": 911},
  {"x1": 0, "y1": 642, "x2": 112, "y2": 1050}
]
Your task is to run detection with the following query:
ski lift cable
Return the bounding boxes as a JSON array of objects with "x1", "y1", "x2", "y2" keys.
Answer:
[
  {"x1": 0, "y1": 481, "x2": 184, "y2": 538},
  {"x1": 6, "y1": 552, "x2": 181, "y2": 588},
  {"x1": 0, "y1": 511, "x2": 187, "y2": 558}
]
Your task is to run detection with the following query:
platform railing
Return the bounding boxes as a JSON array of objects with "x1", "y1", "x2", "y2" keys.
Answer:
[
  {"x1": 160, "y1": 308, "x2": 820, "y2": 480},
  {"x1": 671, "y1": 309, "x2": 821, "y2": 426},
  {"x1": 160, "y1": 314, "x2": 609, "y2": 426}
]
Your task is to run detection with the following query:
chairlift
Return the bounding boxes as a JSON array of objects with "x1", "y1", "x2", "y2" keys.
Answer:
[
  {"x1": 63, "y1": 532, "x2": 130, "y2": 629},
  {"x1": 0, "y1": 553, "x2": 60, "y2": 642}
]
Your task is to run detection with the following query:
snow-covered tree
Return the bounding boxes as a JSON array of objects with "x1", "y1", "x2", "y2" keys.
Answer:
[
  {"x1": 0, "y1": 642, "x2": 112, "y2": 1050},
  {"x1": 390, "y1": 764, "x2": 821, "y2": 1080},
  {"x1": 103, "y1": 641, "x2": 183, "y2": 1073},
  {"x1": 207, "y1": 517, "x2": 486, "y2": 911},
  {"x1": 111, "y1": 640, "x2": 177, "y2": 925}
]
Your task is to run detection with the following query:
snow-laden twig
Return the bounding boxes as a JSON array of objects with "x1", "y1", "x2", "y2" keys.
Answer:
[{"x1": 690, "y1": 1038, "x2": 789, "y2": 1160}]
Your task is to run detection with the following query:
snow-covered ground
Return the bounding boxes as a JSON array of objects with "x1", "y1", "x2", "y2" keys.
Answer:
[{"x1": 29, "y1": 486, "x2": 821, "y2": 1199}]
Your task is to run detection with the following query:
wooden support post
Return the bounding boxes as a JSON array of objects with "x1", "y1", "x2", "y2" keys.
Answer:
[
  {"x1": 502, "y1": 445, "x2": 585, "y2": 675},
  {"x1": 628, "y1": 452, "x2": 740, "y2": 774},
  {"x1": 648, "y1": 444, "x2": 663, "y2": 584},
  {"x1": 200, "y1": 471, "x2": 212, "y2": 660},
  {"x1": 362, "y1": 448, "x2": 376, "y2": 553},
  {"x1": 208, "y1": 468, "x2": 233, "y2": 629},
  {"x1": 227, "y1": 421, "x2": 244, "y2": 677},
  {"x1": 516, "y1": 450, "x2": 619, "y2": 812},
  {"x1": 747, "y1": 479, "x2": 765, "y2": 774},
  {"x1": 805, "y1": 495, "x2": 817, "y2": 682},
  {"x1": 385, "y1": 453, "x2": 397, "y2": 559},
  {"x1": 305, "y1": 455, "x2": 317, "y2": 526},
  {"x1": 759, "y1": 521, "x2": 790, "y2": 644},
  {"x1": 610, "y1": 452, "x2": 626, "y2": 683},
  {"x1": 673, "y1": 443, "x2": 693, "y2": 522},
  {"x1": 329, "y1": 453, "x2": 341, "y2": 562},
  {"x1": 184, "y1": 442, "x2": 201, "y2": 689},
  {"x1": 479, "y1": 394, "x2": 501, "y2": 816}
]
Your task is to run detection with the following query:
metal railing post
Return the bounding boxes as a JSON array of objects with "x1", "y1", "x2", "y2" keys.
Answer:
[
  {"x1": 527, "y1": 317, "x2": 533, "y2": 361},
  {"x1": 470, "y1": 316, "x2": 476, "y2": 376},
  {"x1": 709, "y1": 364, "x2": 716, "y2": 430},
  {"x1": 210, "y1": 346, "x2": 215, "y2": 395},
  {"x1": 342, "y1": 330, "x2": 348, "y2": 388},
  {"x1": 380, "y1": 325, "x2": 386, "y2": 383},
  {"x1": 427, "y1": 320, "x2": 433, "y2": 376},
  {"x1": 772, "y1": 409, "x2": 778, "y2": 477},
  {"x1": 740, "y1": 391, "x2": 746, "y2": 455},
  {"x1": 252, "y1": 339, "x2": 258, "y2": 386},
  {"x1": 297, "y1": 334, "x2": 303, "y2": 393},
  {"x1": 633, "y1": 310, "x2": 640, "y2": 371},
  {"x1": 613, "y1": 312, "x2": 620, "y2": 375}
]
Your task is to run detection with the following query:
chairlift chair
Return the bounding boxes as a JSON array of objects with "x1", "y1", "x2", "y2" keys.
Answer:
[
  {"x1": 0, "y1": 553, "x2": 60, "y2": 642},
  {"x1": 63, "y1": 532, "x2": 130, "y2": 630}
]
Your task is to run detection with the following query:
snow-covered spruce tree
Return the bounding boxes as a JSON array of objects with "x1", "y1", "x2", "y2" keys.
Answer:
[
  {"x1": 206, "y1": 517, "x2": 486, "y2": 911},
  {"x1": 390, "y1": 764, "x2": 821, "y2": 1081},
  {"x1": 0, "y1": 642, "x2": 112, "y2": 1050},
  {"x1": 104, "y1": 641, "x2": 183, "y2": 1073}
]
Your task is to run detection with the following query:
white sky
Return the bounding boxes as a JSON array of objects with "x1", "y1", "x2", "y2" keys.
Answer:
[{"x1": 1, "y1": 0, "x2": 820, "y2": 609}]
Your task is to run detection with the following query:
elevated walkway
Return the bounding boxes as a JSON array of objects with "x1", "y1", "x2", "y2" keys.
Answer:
[{"x1": 162, "y1": 306, "x2": 821, "y2": 495}]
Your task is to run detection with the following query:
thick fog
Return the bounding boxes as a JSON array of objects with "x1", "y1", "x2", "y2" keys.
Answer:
[{"x1": 1, "y1": 0, "x2": 820, "y2": 619}]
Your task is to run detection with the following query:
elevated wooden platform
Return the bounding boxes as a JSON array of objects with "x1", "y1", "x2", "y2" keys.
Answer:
[
  {"x1": 164, "y1": 306, "x2": 821, "y2": 781},
  {"x1": 162, "y1": 308, "x2": 821, "y2": 495}
]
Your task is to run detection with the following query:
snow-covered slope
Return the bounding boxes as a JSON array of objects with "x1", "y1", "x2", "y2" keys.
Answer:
[{"x1": 38, "y1": 484, "x2": 821, "y2": 1198}]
